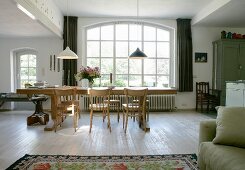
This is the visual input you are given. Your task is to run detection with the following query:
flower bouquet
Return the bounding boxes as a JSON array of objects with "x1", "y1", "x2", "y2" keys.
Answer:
[{"x1": 75, "y1": 66, "x2": 101, "y2": 86}]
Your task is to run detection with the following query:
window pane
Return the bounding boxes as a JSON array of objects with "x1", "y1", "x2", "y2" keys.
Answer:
[
  {"x1": 20, "y1": 55, "x2": 28, "y2": 67},
  {"x1": 144, "y1": 26, "x2": 156, "y2": 41},
  {"x1": 93, "y1": 78, "x2": 100, "y2": 87},
  {"x1": 87, "y1": 58, "x2": 99, "y2": 67},
  {"x1": 157, "y1": 76, "x2": 169, "y2": 87},
  {"x1": 129, "y1": 60, "x2": 142, "y2": 74},
  {"x1": 144, "y1": 59, "x2": 156, "y2": 74},
  {"x1": 20, "y1": 68, "x2": 28, "y2": 79},
  {"x1": 101, "y1": 41, "x2": 113, "y2": 57},
  {"x1": 87, "y1": 27, "x2": 100, "y2": 40},
  {"x1": 29, "y1": 68, "x2": 36, "y2": 77},
  {"x1": 129, "y1": 24, "x2": 142, "y2": 41},
  {"x1": 29, "y1": 55, "x2": 36, "y2": 67},
  {"x1": 116, "y1": 42, "x2": 128, "y2": 57},
  {"x1": 157, "y1": 29, "x2": 170, "y2": 41},
  {"x1": 129, "y1": 75, "x2": 141, "y2": 87},
  {"x1": 129, "y1": 42, "x2": 142, "y2": 55},
  {"x1": 101, "y1": 25, "x2": 113, "y2": 40},
  {"x1": 144, "y1": 42, "x2": 156, "y2": 58},
  {"x1": 115, "y1": 75, "x2": 128, "y2": 87},
  {"x1": 101, "y1": 59, "x2": 113, "y2": 74},
  {"x1": 157, "y1": 42, "x2": 170, "y2": 58},
  {"x1": 116, "y1": 24, "x2": 128, "y2": 40},
  {"x1": 101, "y1": 74, "x2": 110, "y2": 86},
  {"x1": 116, "y1": 59, "x2": 128, "y2": 74},
  {"x1": 87, "y1": 41, "x2": 100, "y2": 57},
  {"x1": 157, "y1": 59, "x2": 169, "y2": 74},
  {"x1": 144, "y1": 76, "x2": 156, "y2": 87}
]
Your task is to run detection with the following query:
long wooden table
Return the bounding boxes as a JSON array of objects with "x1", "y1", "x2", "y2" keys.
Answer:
[{"x1": 17, "y1": 87, "x2": 177, "y2": 131}]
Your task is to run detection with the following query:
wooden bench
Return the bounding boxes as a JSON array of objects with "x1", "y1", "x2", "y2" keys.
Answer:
[
  {"x1": 0, "y1": 93, "x2": 49, "y2": 125},
  {"x1": 0, "y1": 93, "x2": 30, "y2": 107}
]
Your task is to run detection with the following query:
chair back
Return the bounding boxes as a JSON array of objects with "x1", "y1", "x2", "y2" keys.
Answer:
[
  {"x1": 124, "y1": 88, "x2": 148, "y2": 111},
  {"x1": 196, "y1": 82, "x2": 210, "y2": 96},
  {"x1": 55, "y1": 88, "x2": 76, "y2": 104},
  {"x1": 89, "y1": 88, "x2": 111, "y2": 111}
]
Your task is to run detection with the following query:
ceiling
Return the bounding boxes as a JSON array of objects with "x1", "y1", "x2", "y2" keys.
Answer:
[{"x1": 0, "y1": 0, "x2": 245, "y2": 38}]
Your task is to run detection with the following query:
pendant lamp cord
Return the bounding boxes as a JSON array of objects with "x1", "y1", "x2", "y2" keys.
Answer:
[
  {"x1": 137, "y1": 0, "x2": 139, "y2": 47},
  {"x1": 66, "y1": 0, "x2": 69, "y2": 47},
  {"x1": 137, "y1": 0, "x2": 139, "y2": 21}
]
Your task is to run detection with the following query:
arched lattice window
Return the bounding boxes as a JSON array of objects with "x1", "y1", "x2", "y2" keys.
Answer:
[{"x1": 86, "y1": 21, "x2": 175, "y2": 87}]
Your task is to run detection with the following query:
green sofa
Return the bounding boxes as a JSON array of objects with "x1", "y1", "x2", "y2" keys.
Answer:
[{"x1": 198, "y1": 114, "x2": 245, "y2": 170}]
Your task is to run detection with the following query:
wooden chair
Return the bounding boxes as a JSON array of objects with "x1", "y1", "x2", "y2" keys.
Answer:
[
  {"x1": 89, "y1": 88, "x2": 111, "y2": 133},
  {"x1": 196, "y1": 82, "x2": 220, "y2": 112},
  {"x1": 122, "y1": 88, "x2": 148, "y2": 133},
  {"x1": 54, "y1": 88, "x2": 80, "y2": 132},
  {"x1": 104, "y1": 93, "x2": 120, "y2": 122}
]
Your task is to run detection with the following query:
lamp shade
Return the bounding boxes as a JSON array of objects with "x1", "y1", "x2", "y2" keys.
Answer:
[
  {"x1": 57, "y1": 46, "x2": 78, "y2": 59},
  {"x1": 129, "y1": 48, "x2": 147, "y2": 59}
]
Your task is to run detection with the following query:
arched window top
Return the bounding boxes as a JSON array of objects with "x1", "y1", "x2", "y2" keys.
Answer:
[
  {"x1": 86, "y1": 21, "x2": 174, "y2": 32},
  {"x1": 14, "y1": 48, "x2": 37, "y2": 56}
]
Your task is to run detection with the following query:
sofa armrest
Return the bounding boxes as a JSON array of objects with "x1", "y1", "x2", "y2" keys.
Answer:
[{"x1": 199, "y1": 119, "x2": 216, "y2": 145}]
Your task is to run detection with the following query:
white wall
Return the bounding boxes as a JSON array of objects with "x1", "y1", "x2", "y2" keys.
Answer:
[
  {"x1": 1, "y1": 18, "x2": 245, "y2": 110},
  {"x1": 77, "y1": 17, "x2": 245, "y2": 109},
  {"x1": 188, "y1": 26, "x2": 245, "y2": 109},
  {"x1": 0, "y1": 37, "x2": 63, "y2": 109}
]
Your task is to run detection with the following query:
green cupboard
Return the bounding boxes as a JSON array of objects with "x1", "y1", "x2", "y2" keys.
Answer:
[{"x1": 212, "y1": 39, "x2": 245, "y2": 105}]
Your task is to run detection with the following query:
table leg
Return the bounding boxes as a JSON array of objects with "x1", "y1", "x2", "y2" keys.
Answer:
[{"x1": 44, "y1": 95, "x2": 56, "y2": 131}]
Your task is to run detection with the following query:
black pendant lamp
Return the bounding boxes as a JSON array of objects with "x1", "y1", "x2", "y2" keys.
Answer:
[
  {"x1": 129, "y1": 48, "x2": 147, "y2": 59},
  {"x1": 129, "y1": 0, "x2": 147, "y2": 59}
]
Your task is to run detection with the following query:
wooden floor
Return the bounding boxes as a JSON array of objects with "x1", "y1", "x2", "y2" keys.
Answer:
[{"x1": 0, "y1": 110, "x2": 215, "y2": 169}]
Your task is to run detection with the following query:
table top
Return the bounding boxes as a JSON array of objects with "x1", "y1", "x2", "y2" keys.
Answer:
[{"x1": 17, "y1": 87, "x2": 177, "y2": 95}]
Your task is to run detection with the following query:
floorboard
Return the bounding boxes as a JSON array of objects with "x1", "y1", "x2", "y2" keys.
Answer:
[{"x1": 0, "y1": 110, "x2": 214, "y2": 169}]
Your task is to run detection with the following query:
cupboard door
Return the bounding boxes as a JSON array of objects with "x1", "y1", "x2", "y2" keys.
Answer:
[
  {"x1": 239, "y1": 43, "x2": 245, "y2": 80},
  {"x1": 226, "y1": 88, "x2": 244, "y2": 106},
  {"x1": 223, "y1": 44, "x2": 240, "y2": 81}
]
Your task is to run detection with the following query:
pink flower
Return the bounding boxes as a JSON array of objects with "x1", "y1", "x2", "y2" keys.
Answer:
[{"x1": 75, "y1": 66, "x2": 101, "y2": 83}]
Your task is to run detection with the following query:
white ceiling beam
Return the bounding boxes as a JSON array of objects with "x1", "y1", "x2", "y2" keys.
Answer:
[
  {"x1": 15, "y1": 0, "x2": 63, "y2": 37},
  {"x1": 192, "y1": 0, "x2": 231, "y2": 26}
]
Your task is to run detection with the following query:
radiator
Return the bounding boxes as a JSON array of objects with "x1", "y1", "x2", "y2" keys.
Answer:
[{"x1": 80, "y1": 94, "x2": 176, "y2": 111}]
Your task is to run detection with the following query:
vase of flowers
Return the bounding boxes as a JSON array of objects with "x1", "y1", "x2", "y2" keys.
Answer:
[{"x1": 75, "y1": 66, "x2": 101, "y2": 88}]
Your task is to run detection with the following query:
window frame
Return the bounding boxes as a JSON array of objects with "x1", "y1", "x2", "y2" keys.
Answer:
[
  {"x1": 85, "y1": 21, "x2": 175, "y2": 87},
  {"x1": 16, "y1": 50, "x2": 37, "y2": 88}
]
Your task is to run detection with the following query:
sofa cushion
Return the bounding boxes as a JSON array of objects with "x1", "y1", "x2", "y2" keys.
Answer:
[
  {"x1": 198, "y1": 142, "x2": 245, "y2": 170},
  {"x1": 213, "y1": 106, "x2": 245, "y2": 148}
]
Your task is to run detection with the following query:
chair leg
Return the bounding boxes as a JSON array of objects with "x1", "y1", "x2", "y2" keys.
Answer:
[
  {"x1": 74, "y1": 108, "x2": 79, "y2": 132},
  {"x1": 89, "y1": 110, "x2": 93, "y2": 133},
  {"x1": 200, "y1": 101, "x2": 203, "y2": 113},
  {"x1": 207, "y1": 100, "x2": 210, "y2": 113},
  {"x1": 117, "y1": 104, "x2": 120, "y2": 123},
  {"x1": 196, "y1": 100, "x2": 198, "y2": 111},
  {"x1": 142, "y1": 112, "x2": 146, "y2": 132},
  {"x1": 122, "y1": 109, "x2": 125, "y2": 129},
  {"x1": 124, "y1": 112, "x2": 128, "y2": 133},
  {"x1": 107, "y1": 109, "x2": 111, "y2": 132}
]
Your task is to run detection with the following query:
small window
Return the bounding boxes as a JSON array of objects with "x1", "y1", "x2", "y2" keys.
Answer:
[{"x1": 16, "y1": 51, "x2": 37, "y2": 88}]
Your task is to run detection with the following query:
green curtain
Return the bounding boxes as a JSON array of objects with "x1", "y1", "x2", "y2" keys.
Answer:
[
  {"x1": 62, "y1": 16, "x2": 77, "y2": 86},
  {"x1": 177, "y1": 19, "x2": 193, "y2": 92}
]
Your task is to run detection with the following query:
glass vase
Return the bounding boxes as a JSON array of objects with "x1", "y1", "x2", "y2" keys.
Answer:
[{"x1": 89, "y1": 81, "x2": 93, "y2": 88}]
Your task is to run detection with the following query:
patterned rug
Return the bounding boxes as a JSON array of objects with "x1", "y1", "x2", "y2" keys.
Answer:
[{"x1": 7, "y1": 154, "x2": 198, "y2": 170}]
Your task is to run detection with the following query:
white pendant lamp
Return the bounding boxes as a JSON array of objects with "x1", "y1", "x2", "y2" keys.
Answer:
[
  {"x1": 129, "y1": 0, "x2": 147, "y2": 59},
  {"x1": 57, "y1": 0, "x2": 78, "y2": 59}
]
